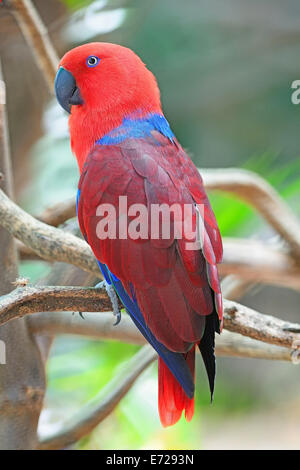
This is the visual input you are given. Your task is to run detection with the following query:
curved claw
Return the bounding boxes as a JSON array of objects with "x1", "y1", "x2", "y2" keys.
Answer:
[
  {"x1": 113, "y1": 310, "x2": 122, "y2": 326},
  {"x1": 94, "y1": 281, "x2": 105, "y2": 289},
  {"x1": 72, "y1": 311, "x2": 85, "y2": 319}
]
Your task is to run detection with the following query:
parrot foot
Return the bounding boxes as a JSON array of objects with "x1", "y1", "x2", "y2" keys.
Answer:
[{"x1": 95, "y1": 281, "x2": 122, "y2": 326}]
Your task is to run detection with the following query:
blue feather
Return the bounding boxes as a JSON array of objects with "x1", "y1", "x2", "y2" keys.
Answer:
[
  {"x1": 76, "y1": 189, "x2": 81, "y2": 215},
  {"x1": 96, "y1": 112, "x2": 174, "y2": 146}
]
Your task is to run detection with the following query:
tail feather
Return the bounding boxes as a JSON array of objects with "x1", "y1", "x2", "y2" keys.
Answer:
[
  {"x1": 198, "y1": 311, "x2": 219, "y2": 401},
  {"x1": 158, "y1": 347, "x2": 195, "y2": 427}
]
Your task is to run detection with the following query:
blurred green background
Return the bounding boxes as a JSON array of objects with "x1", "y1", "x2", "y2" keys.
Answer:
[{"x1": 1, "y1": 0, "x2": 300, "y2": 449}]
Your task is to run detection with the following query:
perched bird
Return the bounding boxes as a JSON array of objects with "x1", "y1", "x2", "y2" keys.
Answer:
[{"x1": 54, "y1": 43, "x2": 223, "y2": 427}]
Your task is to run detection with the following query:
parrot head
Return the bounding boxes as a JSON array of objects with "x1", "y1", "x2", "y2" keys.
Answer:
[{"x1": 55, "y1": 43, "x2": 162, "y2": 169}]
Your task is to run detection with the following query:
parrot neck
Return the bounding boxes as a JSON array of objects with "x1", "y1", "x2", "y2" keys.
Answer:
[
  {"x1": 96, "y1": 112, "x2": 174, "y2": 145},
  {"x1": 70, "y1": 106, "x2": 164, "y2": 173}
]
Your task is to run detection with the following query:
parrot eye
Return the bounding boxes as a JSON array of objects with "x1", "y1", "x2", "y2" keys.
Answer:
[{"x1": 87, "y1": 56, "x2": 100, "y2": 68}]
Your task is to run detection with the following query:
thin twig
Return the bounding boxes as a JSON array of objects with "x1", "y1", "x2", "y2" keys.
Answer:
[
  {"x1": 38, "y1": 345, "x2": 157, "y2": 450},
  {"x1": 202, "y1": 168, "x2": 300, "y2": 260},
  {"x1": 7, "y1": 0, "x2": 59, "y2": 92},
  {"x1": 29, "y1": 311, "x2": 297, "y2": 363}
]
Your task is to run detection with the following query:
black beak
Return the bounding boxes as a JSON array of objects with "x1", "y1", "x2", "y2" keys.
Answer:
[{"x1": 54, "y1": 67, "x2": 83, "y2": 114}]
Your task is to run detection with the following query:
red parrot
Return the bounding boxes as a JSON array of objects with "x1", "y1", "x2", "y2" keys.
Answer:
[{"x1": 54, "y1": 43, "x2": 223, "y2": 427}]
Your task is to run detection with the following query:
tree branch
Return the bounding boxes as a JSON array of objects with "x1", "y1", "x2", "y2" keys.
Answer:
[
  {"x1": 221, "y1": 275, "x2": 252, "y2": 301},
  {"x1": 0, "y1": 188, "x2": 299, "y2": 291},
  {"x1": 32, "y1": 166, "x2": 300, "y2": 261},
  {"x1": 0, "y1": 188, "x2": 100, "y2": 276},
  {"x1": 29, "y1": 311, "x2": 298, "y2": 363},
  {"x1": 215, "y1": 329, "x2": 296, "y2": 363},
  {"x1": 36, "y1": 322, "x2": 299, "y2": 450},
  {"x1": 1, "y1": 285, "x2": 300, "y2": 353},
  {"x1": 7, "y1": 0, "x2": 59, "y2": 93},
  {"x1": 224, "y1": 300, "x2": 300, "y2": 350},
  {"x1": 36, "y1": 197, "x2": 76, "y2": 227},
  {"x1": 0, "y1": 285, "x2": 117, "y2": 325},
  {"x1": 29, "y1": 311, "x2": 145, "y2": 346},
  {"x1": 202, "y1": 168, "x2": 300, "y2": 260},
  {"x1": 220, "y1": 238, "x2": 300, "y2": 290},
  {"x1": 38, "y1": 345, "x2": 157, "y2": 450}
]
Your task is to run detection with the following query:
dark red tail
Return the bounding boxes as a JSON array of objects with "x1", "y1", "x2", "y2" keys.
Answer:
[{"x1": 158, "y1": 347, "x2": 195, "y2": 427}]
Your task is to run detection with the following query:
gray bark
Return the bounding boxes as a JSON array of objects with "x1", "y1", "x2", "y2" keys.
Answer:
[{"x1": 0, "y1": 60, "x2": 45, "y2": 450}]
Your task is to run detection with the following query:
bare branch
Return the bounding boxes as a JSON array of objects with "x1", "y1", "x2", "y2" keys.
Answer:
[
  {"x1": 29, "y1": 311, "x2": 145, "y2": 346},
  {"x1": 202, "y1": 168, "x2": 300, "y2": 260},
  {"x1": 7, "y1": 0, "x2": 59, "y2": 92},
  {"x1": 17, "y1": 199, "x2": 77, "y2": 260},
  {"x1": 0, "y1": 188, "x2": 100, "y2": 276},
  {"x1": 1, "y1": 285, "x2": 300, "y2": 352},
  {"x1": 215, "y1": 329, "x2": 295, "y2": 362},
  {"x1": 38, "y1": 345, "x2": 157, "y2": 450},
  {"x1": 17, "y1": 201, "x2": 78, "y2": 260},
  {"x1": 36, "y1": 198, "x2": 77, "y2": 227},
  {"x1": 224, "y1": 300, "x2": 300, "y2": 349},
  {"x1": 29, "y1": 311, "x2": 297, "y2": 363},
  {"x1": 17, "y1": 240, "x2": 43, "y2": 261},
  {"x1": 0, "y1": 285, "x2": 118, "y2": 325},
  {"x1": 221, "y1": 275, "x2": 252, "y2": 301},
  {"x1": 0, "y1": 188, "x2": 299, "y2": 291},
  {"x1": 220, "y1": 238, "x2": 300, "y2": 290}
]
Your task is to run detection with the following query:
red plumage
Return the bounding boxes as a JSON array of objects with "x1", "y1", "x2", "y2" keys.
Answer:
[
  {"x1": 57, "y1": 42, "x2": 223, "y2": 426},
  {"x1": 158, "y1": 350, "x2": 195, "y2": 427},
  {"x1": 77, "y1": 133, "x2": 223, "y2": 424}
]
